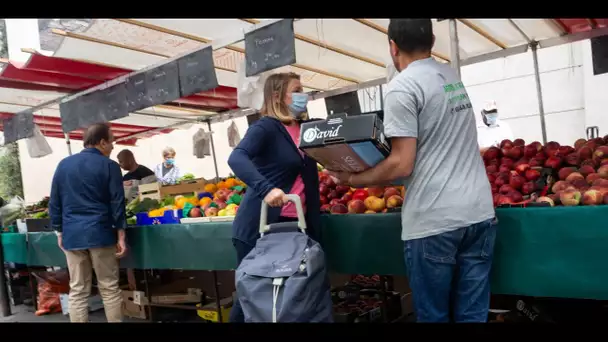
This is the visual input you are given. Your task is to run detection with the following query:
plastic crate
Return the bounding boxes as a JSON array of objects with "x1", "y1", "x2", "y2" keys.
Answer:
[{"x1": 136, "y1": 209, "x2": 182, "y2": 226}]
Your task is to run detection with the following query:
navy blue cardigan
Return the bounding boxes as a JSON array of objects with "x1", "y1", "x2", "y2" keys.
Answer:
[{"x1": 227, "y1": 117, "x2": 321, "y2": 244}]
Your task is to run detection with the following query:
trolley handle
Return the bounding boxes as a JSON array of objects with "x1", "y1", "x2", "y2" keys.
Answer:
[{"x1": 259, "y1": 194, "x2": 307, "y2": 235}]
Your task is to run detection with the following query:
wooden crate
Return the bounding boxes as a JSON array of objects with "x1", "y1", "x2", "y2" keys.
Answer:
[
  {"x1": 139, "y1": 183, "x2": 161, "y2": 201},
  {"x1": 160, "y1": 178, "x2": 207, "y2": 198}
]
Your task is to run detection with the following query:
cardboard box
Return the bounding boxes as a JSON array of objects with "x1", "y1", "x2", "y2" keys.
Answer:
[
  {"x1": 160, "y1": 179, "x2": 207, "y2": 198},
  {"x1": 59, "y1": 293, "x2": 104, "y2": 316},
  {"x1": 299, "y1": 113, "x2": 391, "y2": 173},
  {"x1": 122, "y1": 290, "x2": 147, "y2": 320}
]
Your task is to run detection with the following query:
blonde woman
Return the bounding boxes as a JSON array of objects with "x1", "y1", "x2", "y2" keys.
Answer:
[
  {"x1": 153, "y1": 147, "x2": 182, "y2": 185},
  {"x1": 227, "y1": 73, "x2": 323, "y2": 322}
]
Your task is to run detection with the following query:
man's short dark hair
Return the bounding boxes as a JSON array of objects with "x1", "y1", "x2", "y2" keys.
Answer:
[
  {"x1": 83, "y1": 123, "x2": 111, "y2": 147},
  {"x1": 117, "y1": 149, "x2": 134, "y2": 160},
  {"x1": 388, "y1": 19, "x2": 434, "y2": 54}
]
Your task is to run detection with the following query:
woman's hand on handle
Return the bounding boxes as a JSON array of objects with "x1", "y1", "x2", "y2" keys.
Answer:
[{"x1": 264, "y1": 188, "x2": 288, "y2": 207}]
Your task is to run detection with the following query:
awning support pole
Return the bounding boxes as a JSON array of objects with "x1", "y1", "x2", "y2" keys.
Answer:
[
  {"x1": 530, "y1": 41, "x2": 548, "y2": 145},
  {"x1": 64, "y1": 133, "x2": 72, "y2": 156},
  {"x1": 207, "y1": 121, "x2": 221, "y2": 182},
  {"x1": 448, "y1": 19, "x2": 462, "y2": 78}
]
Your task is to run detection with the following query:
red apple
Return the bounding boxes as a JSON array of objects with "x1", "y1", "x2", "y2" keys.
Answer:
[
  {"x1": 327, "y1": 190, "x2": 339, "y2": 200},
  {"x1": 347, "y1": 199, "x2": 367, "y2": 214},
  {"x1": 513, "y1": 138, "x2": 525, "y2": 147},
  {"x1": 322, "y1": 176, "x2": 336, "y2": 188},
  {"x1": 500, "y1": 184, "x2": 515, "y2": 194},
  {"x1": 507, "y1": 191, "x2": 524, "y2": 203},
  {"x1": 499, "y1": 164, "x2": 511, "y2": 173},
  {"x1": 571, "y1": 179, "x2": 589, "y2": 192},
  {"x1": 523, "y1": 144, "x2": 538, "y2": 158},
  {"x1": 319, "y1": 184, "x2": 330, "y2": 196},
  {"x1": 552, "y1": 180, "x2": 572, "y2": 194},
  {"x1": 505, "y1": 146, "x2": 523, "y2": 160},
  {"x1": 601, "y1": 159, "x2": 608, "y2": 167},
  {"x1": 546, "y1": 141, "x2": 561, "y2": 150},
  {"x1": 352, "y1": 189, "x2": 369, "y2": 201},
  {"x1": 529, "y1": 158, "x2": 542, "y2": 167},
  {"x1": 330, "y1": 203, "x2": 348, "y2": 214},
  {"x1": 491, "y1": 184, "x2": 499, "y2": 194},
  {"x1": 586, "y1": 173, "x2": 602, "y2": 185},
  {"x1": 320, "y1": 204, "x2": 331, "y2": 212},
  {"x1": 524, "y1": 169, "x2": 541, "y2": 181},
  {"x1": 383, "y1": 187, "x2": 400, "y2": 199},
  {"x1": 319, "y1": 195, "x2": 328, "y2": 205},
  {"x1": 329, "y1": 198, "x2": 345, "y2": 207},
  {"x1": 341, "y1": 193, "x2": 353, "y2": 203},
  {"x1": 574, "y1": 138, "x2": 587, "y2": 150},
  {"x1": 509, "y1": 174, "x2": 525, "y2": 190},
  {"x1": 335, "y1": 185, "x2": 351, "y2": 196},
  {"x1": 598, "y1": 165, "x2": 608, "y2": 179},
  {"x1": 578, "y1": 146, "x2": 593, "y2": 161},
  {"x1": 593, "y1": 146, "x2": 608, "y2": 160},
  {"x1": 531, "y1": 141, "x2": 543, "y2": 151},
  {"x1": 558, "y1": 146, "x2": 575, "y2": 157},
  {"x1": 515, "y1": 163, "x2": 531, "y2": 175},
  {"x1": 544, "y1": 157, "x2": 563, "y2": 169},
  {"x1": 483, "y1": 147, "x2": 501, "y2": 160},
  {"x1": 578, "y1": 165, "x2": 596, "y2": 177},
  {"x1": 592, "y1": 178, "x2": 608, "y2": 187},
  {"x1": 558, "y1": 167, "x2": 576, "y2": 180},
  {"x1": 521, "y1": 181, "x2": 536, "y2": 195},
  {"x1": 582, "y1": 189, "x2": 603, "y2": 205},
  {"x1": 500, "y1": 139, "x2": 514, "y2": 149},
  {"x1": 487, "y1": 173, "x2": 497, "y2": 184},
  {"x1": 560, "y1": 189, "x2": 581, "y2": 206},
  {"x1": 496, "y1": 195, "x2": 514, "y2": 206},
  {"x1": 564, "y1": 153, "x2": 580, "y2": 166},
  {"x1": 565, "y1": 172, "x2": 584, "y2": 183}
]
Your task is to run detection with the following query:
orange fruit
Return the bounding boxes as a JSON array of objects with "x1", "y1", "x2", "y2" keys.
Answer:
[
  {"x1": 204, "y1": 183, "x2": 218, "y2": 193},
  {"x1": 175, "y1": 197, "x2": 187, "y2": 209},
  {"x1": 199, "y1": 197, "x2": 212, "y2": 207}
]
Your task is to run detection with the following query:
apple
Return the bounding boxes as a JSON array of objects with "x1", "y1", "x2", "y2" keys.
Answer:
[
  {"x1": 335, "y1": 185, "x2": 351, "y2": 196},
  {"x1": 499, "y1": 165, "x2": 512, "y2": 173},
  {"x1": 513, "y1": 138, "x2": 525, "y2": 147},
  {"x1": 366, "y1": 187, "x2": 384, "y2": 198},
  {"x1": 592, "y1": 178, "x2": 608, "y2": 187},
  {"x1": 383, "y1": 187, "x2": 401, "y2": 199},
  {"x1": 564, "y1": 153, "x2": 580, "y2": 166},
  {"x1": 500, "y1": 139, "x2": 514, "y2": 149},
  {"x1": 593, "y1": 137, "x2": 606, "y2": 146},
  {"x1": 578, "y1": 146, "x2": 593, "y2": 161},
  {"x1": 521, "y1": 182, "x2": 536, "y2": 195},
  {"x1": 582, "y1": 189, "x2": 603, "y2": 206},
  {"x1": 558, "y1": 146, "x2": 575, "y2": 157},
  {"x1": 495, "y1": 174, "x2": 509, "y2": 187},
  {"x1": 535, "y1": 152, "x2": 547, "y2": 162},
  {"x1": 364, "y1": 196, "x2": 386, "y2": 212},
  {"x1": 327, "y1": 190, "x2": 339, "y2": 200},
  {"x1": 496, "y1": 195, "x2": 514, "y2": 206},
  {"x1": 491, "y1": 184, "x2": 498, "y2": 194},
  {"x1": 594, "y1": 146, "x2": 608, "y2": 159},
  {"x1": 578, "y1": 165, "x2": 596, "y2": 177},
  {"x1": 190, "y1": 208, "x2": 202, "y2": 218},
  {"x1": 483, "y1": 147, "x2": 501, "y2": 160},
  {"x1": 386, "y1": 195, "x2": 404, "y2": 208},
  {"x1": 524, "y1": 169, "x2": 541, "y2": 181},
  {"x1": 204, "y1": 207, "x2": 219, "y2": 217},
  {"x1": 552, "y1": 180, "x2": 572, "y2": 194},
  {"x1": 529, "y1": 158, "x2": 542, "y2": 167},
  {"x1": 571, "y1": 179, "x2": 589, "y2": 192},
  {"x1": 487, "y1": 173, "x2": 497, "y2": 184},
  {"x1": 347, "y1": 199, "x2": 367, "y2": 214},
  {"x1": 586, "y1": 173, "x2": 602, "y2": 185},
  {"x1": 319, "y1": 184, "x2": 330, "y2": 196},
  {"x1": 531, "y1": 141, "x2": 543, "y2": 151},
  {"x1": 509, "y1": 174, "x2": 525, "y2": 190},
  {"x1": 499, "y1": 184, "x2": 515, "y2": 194},
  {"x1": 507, "y1": 191, "x2": 524, "y2": 203},
  {"x1": 574, "y1": 138, "x2": 587, "y2": 150},
  {"x1": 501, "y1": 157, "x2": 515, "y2": 167},
  {"x1": 544, "y1": 157, "x2": 562, "y2": 169},
  {"x1": 341, "y1": 193, "x2": 353, "y2": 203},
  {"x1": 320, "y1": 204, "x2": 331, "y2": 213},
  {"x1": 536, "y1": 196, "x2": 555, "y2": 206},
  {"x1": 352, "y1": 189, "x2": 369, "y2": 201},
  {"x1": 597, "y1": 165, "x2": 608, "y2": 179},
  {"x1": 506, "y1": 146, "x2": 523, "y2": 160},
  {"x1": 515, "y1": 163, "x2": 530, "y2": 175},
  {"x1": 560, "y1": 189, "x2": 581, "y2": 206},
  {"x1": 329, "y1": 198, "x2": 345, "y2": 207},
  {"x1": 214, "y1": 200, "x2": 227, "y2": 210},
  {"x1": 523, "y1": 145, "x2": 538, "y2": 158},
  {"x1": 565, "y1": 172, "x2": 584, "y2": 183},
  {"x1": 322, "y1": 176, "x2": 336, "y2": 188},
  {"x1": 546, "y1": 141, "x2": 561, "y2": 150},
  {"x1": 601, "y1": 159, "x2": 608, "y2": 167},
  {"x1": 330, "y1": 203, "x2": 348, "y2": 214}
]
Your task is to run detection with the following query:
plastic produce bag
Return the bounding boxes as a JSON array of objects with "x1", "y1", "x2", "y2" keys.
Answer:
[
  {"x1": 0, "y1": 196, "x2": 25, "y2": 227},
  {"x1": 192, "y1": 128, "x2": 211, "y2": 159},
  {"x1": 32, "y1": 269, "x2": 70, "y2": 316},
  {"x1": 237, "y1": 60, "x2": 272, "y2": 110},
  {"x1": 25, "y1": 125, "x2": 53, "y2": 158},
  {"x1": 227, "y1": 120, "x2": 241, "y2": 148}
]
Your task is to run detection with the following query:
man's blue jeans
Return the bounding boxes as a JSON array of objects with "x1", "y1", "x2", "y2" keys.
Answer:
[{"x1": 404, "y1": 218, "x2": 497, "y2": 323}]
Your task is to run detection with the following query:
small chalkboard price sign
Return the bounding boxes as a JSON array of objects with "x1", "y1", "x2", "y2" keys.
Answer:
[
  {"x1": 60, "y1": 97, "x2": 80, "y2": 133},
  {"x1": 144, "y1": 61, "x2": 181, "y2": 107},
  {"x1": 177, "y1": 45, "x2": 219, "y2": 97},
  {"x1": 125, "y1": 73, "x2": 153, "y2": 112},
  {"x1": 244, "y1": 19, "x2": 296, "y2": 77},
  {"x1": 2, "y1": 110, "x2": 35, "y2": 144},
  {"x1": 100, "y1": 83, "x2": 129, "y2": 122}
]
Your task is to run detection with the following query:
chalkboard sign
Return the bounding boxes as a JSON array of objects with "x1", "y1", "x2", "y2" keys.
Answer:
[
  {"x1": 125, "y1": 73, "x2": 153, "y2": 112},
  {"x1": 60, "y1": 97, "x2": 81, "y2": 133},
  {"x1": 2, "y1": 111, "x2": 35, "y2": 144},
  {"x1": 177, "y1": 46, "x2": 219, "y2": 97},
  {"x1": 99, "y1": 83, "x2": 129, "y2": 122},
  {"x1": 244, "y1": 19, "x2": 296, "y2": 77},
  {"x1": 144, "y1": 61, "x2": 181, "y2": 107},
  {"x1": 60, "y1": 90, "x2": 107, "y2": 133},
  {"x1": 325, "y1": 91, "x2": 362, "y2": 116},
  {"x1": 591, "y1": 35, "x2": 608, "y2": 76}
]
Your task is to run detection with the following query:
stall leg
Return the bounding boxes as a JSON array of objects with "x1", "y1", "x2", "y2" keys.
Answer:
[
  {"x1": 212, "y1": 271, "x2": 223, "y2": 323},
  {"x1": 206, "y1": 121, "x2": 221, "y2": 182},
  {"x1": 143, "y1": 269, "x2": 154, "y2": 322},
  {"x1": 530, "y1": 42, "x2": 548, "y2": 145},
  {"x1": 448, "y1": 19, "x2": 462, "y2": 78},
  {"x1": 64, "y1": 133, "x2": 72, "y2": 156},
  {"x1": 0, "y1": 239, "x2": 12, "y2": 317}
]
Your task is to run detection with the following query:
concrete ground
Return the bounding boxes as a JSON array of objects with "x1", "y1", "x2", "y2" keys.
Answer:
[{"x1": 0, "y1": 304, "x2": 147, "y2": 323}]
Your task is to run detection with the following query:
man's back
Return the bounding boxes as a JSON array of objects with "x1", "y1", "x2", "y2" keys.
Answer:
[
  {"x1": 384, "y1": 58, "x2": 494, "y2": 241},
  {"x1": 50, "y1": 148, "x2": 124, "y2": 250}
]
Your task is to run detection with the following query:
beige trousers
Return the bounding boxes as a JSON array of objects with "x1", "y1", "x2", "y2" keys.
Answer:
[{"x1": 64, "y1": 246, "x2": 123, "y2": 323}]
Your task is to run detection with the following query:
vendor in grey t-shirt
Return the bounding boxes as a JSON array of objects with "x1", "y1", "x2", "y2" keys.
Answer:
[{"x1": 330, "y1": 19, "x2": 496, "y2": 323}]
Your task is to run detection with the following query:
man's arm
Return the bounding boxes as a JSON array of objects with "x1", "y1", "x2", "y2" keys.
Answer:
[
  {"x1": 348, "y1": 87, "x2": 420, "y2": 187},
  {"x1": 108, "y1": 162, "x2": 127, "y2": 231},
  {"x1": 49, "y1": 167, "x2": 63, "y2": 233}
]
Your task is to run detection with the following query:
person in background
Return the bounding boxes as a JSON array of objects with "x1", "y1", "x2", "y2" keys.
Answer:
[
  {"x1": 328, "y1": 19, "x2": 496, "y2": 323},
  {"x1": 477, "y1": 101, "x2": 514, "y2": 153},
  {"x1": 49, "y1": 123, "x2": 127, "y2": 323},
  {"x1": 153, "y1": 147, "x2": 182, "y2": 185},
  {"x1": 117, "y1": 149, "x2": 155, "y2": 182},
  {"x1": 227, "y1": 72, "x2": 323, "y2": 323}
]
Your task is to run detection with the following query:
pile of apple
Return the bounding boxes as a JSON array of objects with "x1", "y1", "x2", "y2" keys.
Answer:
[
  {"x1": 318, "y1": 170, "x2": 405, "y2": 214},
  {"x1": 484, "y1": 136, "x2": 608, "y2": 207}
]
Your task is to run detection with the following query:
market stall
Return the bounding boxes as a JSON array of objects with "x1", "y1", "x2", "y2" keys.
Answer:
[{"x1": 2, "y1": 18, "x2": 608, "y2": 322}]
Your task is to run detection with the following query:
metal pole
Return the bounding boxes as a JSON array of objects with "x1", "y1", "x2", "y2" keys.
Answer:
[
  {"x1": 530, "y1": 42, "x2": 548, "y2": 145},
  {"x1": 207, "y1": 121, "x2": 221, "y2": 182},
  {"x1": 448, "y1": 19, "x2": 462, "y2": 78},
  {"x1": 0, "y1": 237, "x2": 12, "y2": 317},
  {"x1": 64, "y1": 133, "x2": 72, "y2": 156}
]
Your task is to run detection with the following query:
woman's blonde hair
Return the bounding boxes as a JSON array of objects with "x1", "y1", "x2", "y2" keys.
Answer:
[
  {"x1": 162, "y1": 147, "x2": 176, "y2": 158},
  {"x1": 260, "y1": 72, "x2": 309, "y2": 124}
]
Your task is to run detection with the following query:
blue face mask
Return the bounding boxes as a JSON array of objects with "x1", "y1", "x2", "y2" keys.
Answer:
[
  {"x1": 485, "y1": 113, "x2": 498, "y2": 126},
  {"x1": 288, "y1": 92, "x2": 309, "y2": 117},
  {"x1": 165, "y1": 158, "x2": 175, "y2": 166}
]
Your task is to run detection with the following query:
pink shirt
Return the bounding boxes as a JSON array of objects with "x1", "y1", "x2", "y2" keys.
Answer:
[{"x1": 281, "y1": 123, "x2": 307, "y2": 218}]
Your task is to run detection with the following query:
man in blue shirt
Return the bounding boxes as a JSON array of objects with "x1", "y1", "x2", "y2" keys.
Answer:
[{"x1": 49, "y1": 123, "x2": 127, "y2": 323}]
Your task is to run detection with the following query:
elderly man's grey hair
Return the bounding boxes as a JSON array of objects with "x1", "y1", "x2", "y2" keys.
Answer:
[{"x1": 162, "y1": 147, "x2": 176, "y2": 157}]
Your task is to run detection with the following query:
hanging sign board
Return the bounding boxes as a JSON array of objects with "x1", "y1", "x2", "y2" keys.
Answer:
[
  {"x1": 177, "y1": 45, "x2": 219, "y2": 97},
  {"x1": 60, "y1": 97, "x2": 80, "y2": 133},
  {"x1": 244, "y1": 19, "x2": 296, "y2": 77},
  {"x1": 2, "y1": 110, "x2": 35, "y2": 144},
  {"x1": 144, "y1": 61, "x2": 181, "y2": 107},
  {"x1": 60, "y1": 90, "x2": 106, "y2": 133},
  {"x1": 99, "y1": 83, "x2": 129, "y2": 122},
  {"x1": 125, "y1": 73, "x2": 153, "y2": 112}
]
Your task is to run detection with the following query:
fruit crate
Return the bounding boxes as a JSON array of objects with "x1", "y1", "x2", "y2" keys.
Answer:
[
  {"x1": 139, "y1": 182, "x2": 162, "y2": 202},
  {"x1": 160, "y1": 179, "x2": 207, "y2": 198},
  {"x1": 136, "y1": 209, "x2": 182, "y2": 226}
]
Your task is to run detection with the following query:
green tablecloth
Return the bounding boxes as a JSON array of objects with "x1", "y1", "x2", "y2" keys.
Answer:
[{"x1": 3, "y1": 207, "x2": 608, "y2": 300}]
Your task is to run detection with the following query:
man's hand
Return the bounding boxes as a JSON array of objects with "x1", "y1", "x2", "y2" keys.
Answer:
[
  {"x1": 57, "y1": 233, "x2": 65, "y2": 252},
  {"x1": 327, "y1": 171, "x2": 352, "y2": 185},
  {"x1": 264, "y1": 188, "x2": 288, "y2": 207},
  {"x1": 116, "y1": 229, "x2": 128, "y2": 259}
]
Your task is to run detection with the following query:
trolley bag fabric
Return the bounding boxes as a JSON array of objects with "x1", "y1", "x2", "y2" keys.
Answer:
[{"x1": 235, "y1": 195, "x2": 333, "y2": 323}]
